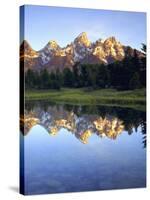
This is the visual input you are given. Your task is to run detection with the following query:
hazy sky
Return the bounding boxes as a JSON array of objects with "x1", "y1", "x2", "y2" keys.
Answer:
[{"x1": 20, "y1": 5, "x2": 146, "y2": 51}]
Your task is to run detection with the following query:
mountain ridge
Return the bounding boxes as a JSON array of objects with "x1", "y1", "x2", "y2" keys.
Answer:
[{"x1": 20, "y1": 32, "x2": 144, "y2": 72}]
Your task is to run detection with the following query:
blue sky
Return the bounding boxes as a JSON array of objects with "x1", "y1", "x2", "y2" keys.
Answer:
[{"x1": 20, "y1": 5, "x2": 146, "y2": 51}]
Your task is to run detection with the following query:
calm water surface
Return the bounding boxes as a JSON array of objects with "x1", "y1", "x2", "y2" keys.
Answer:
[{"x1": 21, "y1": 101, "x2": 146, "y2": 195}]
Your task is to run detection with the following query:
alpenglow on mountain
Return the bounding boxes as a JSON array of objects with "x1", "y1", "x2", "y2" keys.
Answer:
[{"x1": 20, "y1": 32, "x2": 143, "y2": 72}]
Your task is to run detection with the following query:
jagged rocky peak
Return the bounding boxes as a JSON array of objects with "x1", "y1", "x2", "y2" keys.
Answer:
[
  {"x1": 94, "y1": 38, "x2": 104, "y2": 45},
  {"x1": 103, "y1": 36, "x2": 122, "y2": 47},
  {"x1": 92, "y1": 36, "x2": 125, "y2": 63},
  {"x1": 105, "y1": 36, "x2": 117, "y2": 42},
  {"x1": 20, "y1": 40, "x2": 32, "y2": 51},
  {"x1": 20, "y1": 39, "x2": 38, "y2": 58},
  {"x1": 74, "y1": 32, "x2": 91, "y2": 47},
  {"x1": 47, "y1": 40, "x2": 59, "y2": 49},
  {"x1": 21, "y1": 39, "x2": 30, "y2": 46},
  {"x1": 40, "y1": 40, "x2": 61, "y2": 55}
]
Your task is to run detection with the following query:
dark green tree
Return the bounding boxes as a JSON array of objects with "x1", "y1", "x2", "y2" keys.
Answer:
[
  {"x1": 55, "y1": 68, "x2": 62, "y2": 89},
  {"x1": 63, "y1": 68, "x2": 74, "y2": 87},
  {"x1": 141, "y1": 43, "x2": 146, "y2": 54},
  {"x1": 40, "y1": 69, "x2": 50, "y2": 89},
  {"x1": 25, "y1": 69, "x2": 35, "y2": 89},
  {"x1": 48, "y1": 71, "x2": 60, "y2": 90},
  {"x1": 129, "y1": 72, "x2": 141, "y2": 90},
  {"x1": 80, "y1": 64, "x2": 90, "y2": 87},
  {"x1": 96, "y1": 64, "x2": 110, "y2": 88},
  {"x1": 140, "y1": 44, "x2": 146, "y2": 87},
  {"x1": 72, "y1": 62, "x2": 80, "y2": 87}
]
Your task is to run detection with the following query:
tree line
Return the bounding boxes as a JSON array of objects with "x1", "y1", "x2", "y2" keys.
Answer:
[{"x1": 25, "y1": 44, "x2": 146, "y2": 90}]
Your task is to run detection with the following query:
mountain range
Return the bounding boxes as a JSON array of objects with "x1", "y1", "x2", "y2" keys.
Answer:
[{"x1": 20, "y1": 32, "x2": 143, "y2": 72}]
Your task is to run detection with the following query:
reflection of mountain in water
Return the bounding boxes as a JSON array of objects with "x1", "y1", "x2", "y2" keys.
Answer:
[{"x1": 21, "y1": 102, "x2": 146, "y2": 147}]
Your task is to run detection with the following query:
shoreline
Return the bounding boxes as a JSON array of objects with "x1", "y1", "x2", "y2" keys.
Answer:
[{"x1": 25, "y1": 88, "x2": 146, "y2": 111}]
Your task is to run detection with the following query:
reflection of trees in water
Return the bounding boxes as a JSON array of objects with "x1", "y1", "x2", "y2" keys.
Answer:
[
  {"x1": 141, "y1": 121, "x2": 146, "y2": 148},
  {"x1": 23, "y1": 101, "x2": 146, "y2": 147}
]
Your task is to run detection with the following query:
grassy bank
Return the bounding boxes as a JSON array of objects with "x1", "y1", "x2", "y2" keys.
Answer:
[{"x1": 25, "y1": 88, "x2": 146, "y2": 111}]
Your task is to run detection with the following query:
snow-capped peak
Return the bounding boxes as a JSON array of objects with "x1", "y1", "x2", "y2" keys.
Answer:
[
  {"x1": 74, "y1": 32, "x2": 91, "y2": 47},
  {"x1": 47, "y1": 40, "x2": 58, "y2": 49}
]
